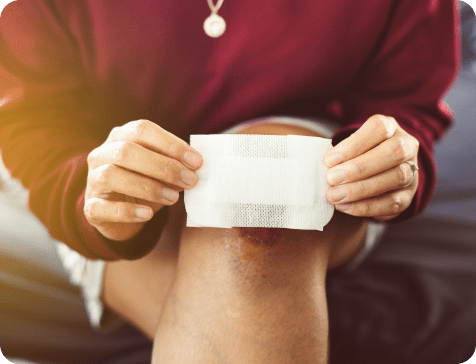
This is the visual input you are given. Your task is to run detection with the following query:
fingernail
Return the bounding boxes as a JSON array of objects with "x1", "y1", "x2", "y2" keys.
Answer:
[
  {"x1": 327, "y1": 169, "x2": 346, "y2": 185},
  {"x1": 180, "y1": 169, "x2": 198, "y2": 187},
  {"x1": 162, "y1": 187, "x2": 179, "y2": 202},
  {"x1": 325, "y1": 153, "x2": 343, "y2": 167},
  {"x1": 329, "y1": 187, "x2": 347, "y2": 202},
  {"x1": 335, "y1": 203, "x2": 352, "y2": 212},
  {"x1": 183, "y1": 151, "x2": 203, "y2": 169},
  {"x1": 135, "y1": 207, "x2": 152, "y2": 219}
]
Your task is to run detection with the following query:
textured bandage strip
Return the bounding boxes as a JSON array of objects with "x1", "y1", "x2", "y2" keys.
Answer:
[{"x1": 184, "y1": 134, "x2": 334, "y2": 230}]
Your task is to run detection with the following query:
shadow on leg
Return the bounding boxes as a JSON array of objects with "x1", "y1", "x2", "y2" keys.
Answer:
[{"x1": 152, "y1": 121, "x2": 368, "y2": 364}]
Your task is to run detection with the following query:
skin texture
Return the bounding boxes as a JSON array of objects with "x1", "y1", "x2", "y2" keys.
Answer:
[
  {"x1": 146, "y1": 122, "x2": 367, "y2": 364},
  {"x1": 324, "y1": 114, "x2": 420, "y2": 220},
  {"x1": 103, "y1": 116, "x2": 415, "y2": 363},
  {"x1": 84, "y1": 119, "x2": 203, "y2": 241},
  {"x1": 85, "y1": 114, "x2": 416, "y2": 244},
  {"x1": 101, "y1": 122, "x2": 367, "y2": 349}
]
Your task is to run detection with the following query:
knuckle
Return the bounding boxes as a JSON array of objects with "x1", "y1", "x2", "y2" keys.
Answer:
[
  {"x1": 413, "y1": 136, "x2": 420, "y2": 150},
  {"x1": 96, "y1": 164, "x2": 114, "y2": 187},
  {"x1": 353, "y1": 161, "x2": 368, "y2": 179},
  {"x1": 112, "y1": 141, "x2": 131, "y2": 163},
  {"x1": 86, "y1": 172, "x2": 94, "y2": 186},
  {"x1": 141, "y1": 182, "x2": 160, "y2": 201},
  {"x1": 395, "y1": 163, "x2": 412, "y2": 187},
  {"x1": 372, "y1": 115, "x2": 394, "y2": 139},
  {"x1": 410, "y1": 135, "x2": 420, "y2": 154},
  {"x1": 84, "y1": 200, "x2": 99, "y2": 223},
  {"x1": 389, "y1": 195, "x2": 405, "y2": 214},
  {"x1": 130, "y1": 119, "x2": 149, "y2": 138},
  {"x1": 359, "y1": 201, "x2": 370, "y2": 216},
  {"x1": 391, "y1": 136, "x2": 411, "y2": 162},
  {"x1": 109, "y1": 126, "x2": 120, "y2": 140},
  {"x1": 387, "y1": 116, "x2": 399, "y2": 130},
  {"x1": 160, "y1": 158, "x2": 178, "y2": 177},
  {"x1": 163, "y1": 139, "x2": 178, "y2": 156},
  {"x1": 357, "y1": 180, "x2": 369, "y2": 198},
  {"x1": 87, "y1": 148, "x2": 98, "y2": 167}
]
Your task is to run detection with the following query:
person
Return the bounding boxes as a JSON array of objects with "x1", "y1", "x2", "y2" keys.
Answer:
[
  {"x1": 103, "y1": 119, "x2": 378, "y2": 364},
  {"x1": 0, "y1": 0, "x2": 463, "y2": 363}
]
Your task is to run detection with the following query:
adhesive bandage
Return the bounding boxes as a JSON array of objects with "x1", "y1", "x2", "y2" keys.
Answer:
[{"x1": 184, "y1": 134, "x2": 334, "y2": 230}]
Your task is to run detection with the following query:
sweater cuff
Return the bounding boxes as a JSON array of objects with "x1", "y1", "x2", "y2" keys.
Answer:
[
  {"x1": 331, "y1": 122, "x2": 433, "y2": 223},
  {"x1": 102, "y1": 205, "x2": 170, "y2": 260},
  {"x1": 75, "y1": 190, "x2": 170, "y2": 260}
]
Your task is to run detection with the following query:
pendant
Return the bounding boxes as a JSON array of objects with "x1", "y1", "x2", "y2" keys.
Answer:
[{"x1": 204, "y1": 13, "x2": 226, "y2": 38}]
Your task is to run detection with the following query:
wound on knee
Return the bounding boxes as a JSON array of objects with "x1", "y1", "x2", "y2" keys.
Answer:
[
  {"x1": 235, "y1": 227, "x2": 283, "y2": 246},
  {"x1": 231, "y1": 227, "x2": 286, "y2": 263}
]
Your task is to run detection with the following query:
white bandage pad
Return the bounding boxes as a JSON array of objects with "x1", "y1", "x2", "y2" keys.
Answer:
[{"x1": 184, "y1": 134, "x2": 334, "y2": 230}]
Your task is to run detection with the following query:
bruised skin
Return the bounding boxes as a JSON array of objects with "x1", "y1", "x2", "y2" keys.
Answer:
[
  {"x1": 231, "y1": 121, "x2": 368, "y2": 270},
  {"x1": 153, "y1": 224, "x2": 332, "y2": 364},
  {"x1": 175, "y1": 212, "x2": 366, "y2": 287},
  {"x1": 152, "y1": 210, "x2": 366, "y2": 364},
  {"x1": 236, "y1": 227, "x2": 283, "y2": 246},
  {"x1": 234, "y1": 227, "x2": 285, "y2": 264},
  {"x1": 230, "y1": 121, "x2": 368, "y2": 269},
  {"x1": 151, "y1": 121, "x2": 368, "y2": 364}
]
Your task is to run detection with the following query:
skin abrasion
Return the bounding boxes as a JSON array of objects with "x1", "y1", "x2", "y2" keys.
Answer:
[
  {"x1": 235, "y1": 227, "x2": 284, "y2": 246},
  {"x1": 231, "y1": 227, "x2": 287, "y2": 268}
]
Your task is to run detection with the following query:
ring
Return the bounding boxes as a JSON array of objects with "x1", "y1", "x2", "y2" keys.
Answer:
[{"x1": 403, "y1": 161, "x2": 419, "y2": 188}]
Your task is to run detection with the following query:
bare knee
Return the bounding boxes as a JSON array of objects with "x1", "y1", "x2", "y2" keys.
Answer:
[
  {"x1": 176, "y1": 120, "x2": 368, "y2": 289},
  {"x1": 230, "y1": 120, "x2": 368, "y2": 271}
]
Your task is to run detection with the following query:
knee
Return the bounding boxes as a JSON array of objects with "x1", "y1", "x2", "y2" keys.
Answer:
[
  {"x1": 179, "y1": 224, "x2": 333, "y2": 297},
  {"x1": 229, "y1": 120, "x2": 368, "y2": 271}
]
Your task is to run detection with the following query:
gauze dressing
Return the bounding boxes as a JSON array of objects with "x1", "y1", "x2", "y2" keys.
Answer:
[{"x1": 184, "y1": 134, "x2": 334, "y2": 230}]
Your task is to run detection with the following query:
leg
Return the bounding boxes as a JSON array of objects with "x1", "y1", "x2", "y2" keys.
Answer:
[
  {"x1": 151, "y1": 122, "x2": 368, "y2": 364},
  {"x1": 102, "y1": 225, "x2": 179, "y2": 340},
  {"x1": 0, "y1": 195, "x2": 152, "y2": 364}
]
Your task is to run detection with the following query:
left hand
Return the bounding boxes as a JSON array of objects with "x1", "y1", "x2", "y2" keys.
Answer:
[{"x1": 324, "y1": 114, "x2": 420, "y2": 221}]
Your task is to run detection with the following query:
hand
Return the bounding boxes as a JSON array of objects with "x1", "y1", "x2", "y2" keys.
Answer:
[
  {"x1": 85, "y1": 119, "x2": 203, "y2": 241},
  {"x1": 324, "y1": 114, "x2": 419, "y2": 221}
]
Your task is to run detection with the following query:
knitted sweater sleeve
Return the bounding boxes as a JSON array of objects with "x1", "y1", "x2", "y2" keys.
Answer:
[
  {"x1": 0, "y1": 0, "x2": 169, "y2": 260},
  {"x1": 332, "y1": 0, "x2": 460, "y2": 222}
]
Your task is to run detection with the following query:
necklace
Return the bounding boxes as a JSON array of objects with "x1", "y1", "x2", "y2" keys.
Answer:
[{"x1": 204, "y1": 0, "x2": 226, "y2": 38}]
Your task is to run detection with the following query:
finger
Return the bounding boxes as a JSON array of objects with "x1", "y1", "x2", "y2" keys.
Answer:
[
  {"x1": 88, "y1": 164, "x2": 180, "y2": 205},
  {"x1": 333, "y1": 190, "x2": 413, "y2": 217},
  {"x1": 374, "y1": 215, "x2": 399, "y2": 222},
  {"x1": 324, "y1": 115, "x2": 398, "y2": 167},
  {"x1": 107, "y1": 119, "x2": 203, "y2": 170},
  {"x1": 327, "y1": 162, "x2": 417, "y2": 204},
  {"x1": 88, "y1": 141, "x2": 198, "y2": 189},
  {"x1": 326, "y1": 133, "x2": 418, "y2": 185},
  {"x1": 84, "y1": 197, "x2": 154, "y2": 224}
]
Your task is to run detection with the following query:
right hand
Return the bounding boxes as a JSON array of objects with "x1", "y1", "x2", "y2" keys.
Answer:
[{"x1": 85, "y1": 119, "x2": 203, "y2": 241}]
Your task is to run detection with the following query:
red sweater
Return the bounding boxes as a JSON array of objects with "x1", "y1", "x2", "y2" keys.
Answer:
[{"x1": 0, "y1": 0, "x2": 460, "y2": 260}]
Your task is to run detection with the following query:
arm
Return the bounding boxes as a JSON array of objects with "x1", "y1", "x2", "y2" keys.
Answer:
[
  {"x1": 0, "y1": 0, "x2": 169, "y2": 259},
  {"x1": 329, "y1": 0, "x2": 460, "y2": 221}
]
